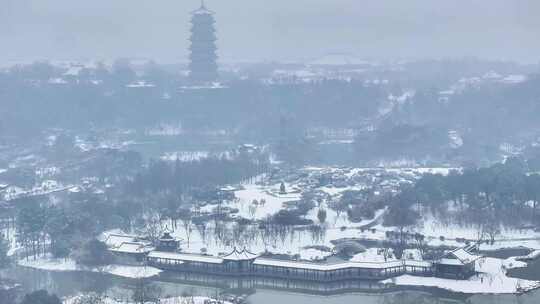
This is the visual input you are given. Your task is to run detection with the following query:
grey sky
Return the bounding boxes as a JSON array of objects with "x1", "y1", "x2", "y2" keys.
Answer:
[{"x1": 2, "y1": 0, "x2": 540, "y2": 64}]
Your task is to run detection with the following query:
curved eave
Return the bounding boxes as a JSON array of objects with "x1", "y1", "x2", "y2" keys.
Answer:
[{"x1": 191, "y1": 8, "x2": 215, "y2": 15}]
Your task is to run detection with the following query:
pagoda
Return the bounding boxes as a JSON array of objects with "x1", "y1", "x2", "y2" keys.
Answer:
[{"x1": 188, "y1": 0, "x2": 218, "y2": 84}]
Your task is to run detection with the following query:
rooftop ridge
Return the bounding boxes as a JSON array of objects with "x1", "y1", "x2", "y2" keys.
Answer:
[{"x1": 191, "y1": 1, "x2": 215, "y2": 15}]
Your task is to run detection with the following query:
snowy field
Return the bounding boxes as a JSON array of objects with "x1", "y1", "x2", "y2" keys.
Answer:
[
  {"x1": 204, "y1": 182, "x2": 303, "y2": 220},
  {"x1": 163, "y1": 165, "x2": 540, "y2": 260},
  {"x1": 172, "y1": 176, "x2": 389, "y2": 259},
  {"x1": 166, "y1": 208, "x2": 388, "y2": 260}
]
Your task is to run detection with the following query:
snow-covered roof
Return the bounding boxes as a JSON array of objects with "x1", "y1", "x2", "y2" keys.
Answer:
[
  {"x1": 500, "y1": 74, "x2": 527, "y2": 84},
  {"x1": 63, "y1": 65, "x2": 83, "y2": 76},
  {"x1": 48, "y1": 78, "x2": 68, "y2": 84},
  {"x1": 159, "y1": 232, "x2": 176, "y2": 241},
  {"x1": 437, "y1": 258, "x2": 466, "y2": 266},
  {"x1": 253, "y1": 258, "x2": 407, "y2": 271},
  {"x1": 126, "y1": 81, "x2": 155, "y2": 88},
  {"x1": 222, "y1": 247, "x2": 259, "y2": 261},
  {"x1": 110, "y1": 242, "x2": 154, "y2": 254},
  {"x1": 451, "y1": 248, "x2": 482, "y2": 264},
  {"x1": 179, "y1": 82, "x2": 227, "y2": 90},
  {"x1": 146, "y1": 249, "x2": 432, "y2": 271},
  {"x1": 191, "y1": 1, "x2": 214, "y2": 15},
  {"x1": 105, "y1": 234, "x2": 138, "y2": 248},
  {"x1": 403, "y1": 260, "x2": 432, "y2": 268},
  {"x1": 219, "y1": 186, "x2": 236, "y2": 192},
  {"x1": 192, "y1": 7, "x2": 214, "y2": 15},
  {"x1": 148, "y1": 251, "x2": 224, "y2": 264},
  {"x1": 437, "y1": 247, "x2": 482, "y2": 266}
]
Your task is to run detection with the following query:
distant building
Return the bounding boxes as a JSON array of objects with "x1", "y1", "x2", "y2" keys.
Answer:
[
  {"x1": 147, "y1": 247, "x2": 260, "y2": 274},
  {"x1": 189, "y1": 1, "x2": 218, "y2": 84},
  {"x1": 156, "y1": 232, "x2": 180, "y2": 252},
  {"x1": 105, "y1": 234, "x2": 154, "y2": 265},
  {"x1": 109, "y1": 242, "x2": 154, "y2": 265},
  {"x1": 433, "y1": 247, "x2": 481, "y2": 279},
  {"x1": 147, "y1": 247, "x2": 434, "y2": 280}
]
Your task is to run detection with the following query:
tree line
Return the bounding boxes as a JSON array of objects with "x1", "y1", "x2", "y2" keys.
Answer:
[{"x1": 384, "y1": 157, "x2": 540, "y2": 246}]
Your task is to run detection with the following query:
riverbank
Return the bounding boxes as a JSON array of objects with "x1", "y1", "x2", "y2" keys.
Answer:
[
  {"x1": 64, "y1": 294, "x2": 234, "y2": 304},
  {"x1": 17, "y1": 252, "x2": 540, "y2": 296},
  {"x1": 18, "y1": 254, "x2": 162, "y2": 279},
  {"x1": 382, "y1": 256, "x2": 540, "y2": 294}
]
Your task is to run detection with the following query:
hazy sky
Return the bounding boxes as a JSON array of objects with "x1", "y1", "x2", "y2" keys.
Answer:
[{"x1": 2, "y1": 0, "x2": 540, "y2": 64}]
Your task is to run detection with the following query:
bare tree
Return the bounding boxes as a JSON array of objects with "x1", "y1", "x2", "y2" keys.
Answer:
[
  {"x1": 144, "y1": 212, "x2": 165, "y2": 245},
  {"x1": 133, "y1": 277, "x2": 162, "y2": 304},
  {"x1": 72, "y1": 293, "x2": 105, "y2": 304}
]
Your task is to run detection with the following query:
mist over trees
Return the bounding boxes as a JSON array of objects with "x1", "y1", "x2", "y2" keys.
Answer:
[
  {"x1": 1, "y1": 59, "x2": 539, "y2": 167},
  {"x1": 2, "y1": 1, "x2": 540, "y2": 302},
  {"x1": 384, "y1": 156, "x2": 540, "y2": 243},
  {"x1": 2, "y1": 59, "x2": 539, "y2": 267}
]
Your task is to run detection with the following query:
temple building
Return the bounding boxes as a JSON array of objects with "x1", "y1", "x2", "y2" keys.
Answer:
[
  {"x1": 433, "y1": 247, "x2": 481, "y2": 279},
  {"x1": 156, "y1": 231, "x2": 181, "y2": 252},
  {"x1": 105, "y1": 234, "x2": 154, "y2": 265},
  {"x1": 188, "y1": 0, "x2": 218, "y2": 84}
]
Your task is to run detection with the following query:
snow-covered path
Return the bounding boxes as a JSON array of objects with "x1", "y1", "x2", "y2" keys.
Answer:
[{"x1": 383, "y1": 257, "x2": 540, "y2": 294}]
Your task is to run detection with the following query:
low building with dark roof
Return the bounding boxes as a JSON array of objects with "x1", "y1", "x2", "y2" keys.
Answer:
[{"x1": 433, "y1": 247, "x2": 482, "y2": 279}]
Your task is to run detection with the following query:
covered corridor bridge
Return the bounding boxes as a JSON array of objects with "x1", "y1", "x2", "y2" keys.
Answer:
[{"x1": 147, "y1": 247, "x2": 435, "y2": 281}]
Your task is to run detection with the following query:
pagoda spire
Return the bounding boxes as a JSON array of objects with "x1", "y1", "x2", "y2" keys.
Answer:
[{"x1": 188, "y1": 0, "x2": 218, "y2": 83}]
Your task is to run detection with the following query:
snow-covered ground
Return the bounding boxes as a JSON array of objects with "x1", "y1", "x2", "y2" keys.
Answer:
[
  {"x1": 2, "y1": 180, "x2": 75, "y2": 201},
  {"x1": 35, "y1": 166, "x2": 61, "y2": 178},
  {"x1": 169, "y1": 219, "x2": 365, "y2": 258},
  {"x1": 350, "y1": 248, "x2": 396, "y2": 263},
  {"x1": 162, "y1": 165, "x2": 540, "y2": 275},
  {"x1": 73, "y1": 136, "x2": 136, "y2": 152},
  {"x1": 225, "y1": 183, "x2": 302, "y2": 220},
  {"x1": 414, "y1": 213, "x2": 540, "y2": 250},
  {"x1": 168, "y1": 205, "x2": 387, "y2": 259},
  {"x1": 383, "y1": 257, "x2": 540, "y2": 294},
  {"x1": 161, "y1": 151, "x2": 210, "y2": 162},
  {"x1": 166, "y1": 165, "x2": 464, "y2": 258},
  {"x1": 12, "y1": 163, "x2": 540, "y2": 296},
  {"x1": 18, "y1": 255, "x2": 162, "y2": 279},
  {"x1": 297, "y1": 248, "x2": 333, "y2": 261},
  {"x1": 172, "y1": 168, "x2": 394, "y2": 257}
]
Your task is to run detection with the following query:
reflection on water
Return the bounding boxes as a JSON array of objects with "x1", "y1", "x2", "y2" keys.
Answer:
[
  {"x1": 248, "y1": 291, "x2": 456, "y2": 304},
  {"x1": 5, "y1": 267, "x2": 113, "y2": 297},
  {"x1": 249, "y1": 290, "x2": 540, "y2": 304},
  {"x1": 5, "y1": 266, "x2": 540, "y2": 304},
  {"x1": 7, "y1": 267, "x2": 224, "y2": 301}
]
